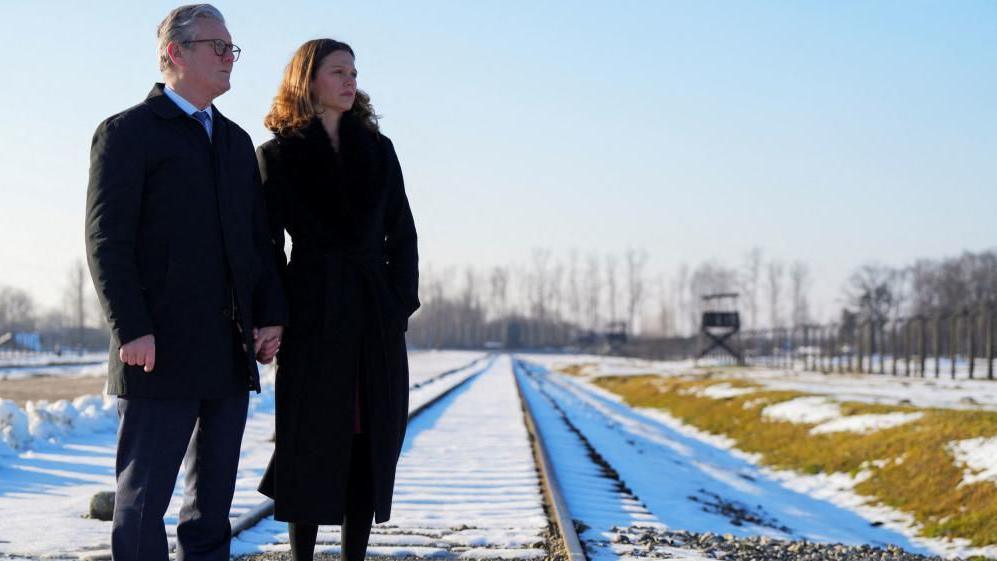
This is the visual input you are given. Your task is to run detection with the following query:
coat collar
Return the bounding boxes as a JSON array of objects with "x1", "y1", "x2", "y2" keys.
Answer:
[
  {"x1": 146, "y1": 82, "x2": 230, "y2": 144},
  {"x1": 146, "y1": 83, "x2": 186, "y2": 119}
]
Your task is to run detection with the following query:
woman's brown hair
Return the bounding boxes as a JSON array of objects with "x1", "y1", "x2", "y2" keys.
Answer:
[{"x1": 263, "y1": 38, "x2": 379, "y2": 136}]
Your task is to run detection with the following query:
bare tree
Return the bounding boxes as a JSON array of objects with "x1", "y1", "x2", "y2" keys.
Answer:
[
  {"x1": 548, "y1": 261, "x2": 565, "y2": 343},
  {"x1": 62, "y1": 260, "x2": 90, "y2": 349},
  {"x1": 567, "y1": 249, "x2": 581, "y2": 328},
  {"x1": 656, "y1": 273, "x2": 674, "y2": 336},
  {"x1": 766, "y1": 260, "x2": 784, "y2": 329},
  {"x1": 624, "y1": 248, "x2": 648, "y2": 335},
  {"x1": 0, "y1": 285, "x2": 37, "y2": 332},
  {"x1": 741, "y1": 248, "x2": 762, "y2": 330},
  {"x1": 530, "y1": 249, "x2": 551, "y2": 321},
  {"x1": 461, "y1": 267, "x2": 480, "y2": 346},
  {"x1": 584, "y1": 253, "x2": 602, "y2": 331},
  {"x1": 789, "y1": 260, "x2": 811, "y2": 328},
  {"x1": 673, "y1": 264, "x2": 690, "y2": 335},
  {"x1": 489, "y1": 266, "x2": 509, "y2": 343},
  {"x1": 845, "y1": 263, "x2": 896, "y2": 324},
  {"x1": 605, "y1": 254, "x2": 619, "y2": 325}
]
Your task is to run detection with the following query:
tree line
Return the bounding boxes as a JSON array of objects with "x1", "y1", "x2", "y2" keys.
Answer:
[
  {"x1": 2, "y1": 248, "x2": 993, "y2": 353},
  {"x1": 407, "y1": 247, "x2": 997, "y2": 350}
]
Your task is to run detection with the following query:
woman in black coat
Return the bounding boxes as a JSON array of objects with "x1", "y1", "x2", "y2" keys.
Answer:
[{"x1": 256, "y1": 38, "x2": 420, "y2": 561}]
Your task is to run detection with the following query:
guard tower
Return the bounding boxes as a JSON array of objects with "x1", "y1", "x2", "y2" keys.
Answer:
[
  {"x1": 696, "y1": 292, "x2": 744, "y2": 364},
  {"x1": 606, "y1": 321, "x2": 627, "y2": 354}
]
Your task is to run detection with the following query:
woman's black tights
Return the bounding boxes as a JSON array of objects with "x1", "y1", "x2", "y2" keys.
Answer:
[{"x1": 289, "y1": 434, "x2": 374, "y2": 561}]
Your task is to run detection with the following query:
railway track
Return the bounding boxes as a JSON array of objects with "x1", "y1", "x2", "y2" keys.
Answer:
[
  {"x1": 229, "y1": 354, "x2": 497, "y2": 537},
  {"x1": 231, "y1": 354, "x2": 558, "y2": 560},
  {"x1": 233, "y1": 353, "x2": 706, "y2": 561},
  {"x1": 509, "y1": 358, "x2": 952, "y2": 561}
]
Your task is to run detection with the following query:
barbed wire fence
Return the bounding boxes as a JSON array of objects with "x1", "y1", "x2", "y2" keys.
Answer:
[{"x1": 733, "y1": 304, "x2": 996, "y2": 380}]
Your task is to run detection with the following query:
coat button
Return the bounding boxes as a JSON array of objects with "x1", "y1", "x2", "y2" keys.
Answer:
[{"x1": 221, "y1": 306, "x2": 232, "y2": 319}]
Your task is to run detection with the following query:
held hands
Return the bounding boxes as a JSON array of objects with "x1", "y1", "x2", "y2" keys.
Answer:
[
  {"x1": 254, "y1": 325, "x2": 283, "y2": 364},
  {"x1": 120, "y1": 334, "x2": 156, "y2": 372},
  {"x1": 119, "y1": 328, "x2": 283, "y2": 371}
]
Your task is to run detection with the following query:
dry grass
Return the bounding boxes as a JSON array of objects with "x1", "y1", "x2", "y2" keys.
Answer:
[
  {"x1": 594, "y1": 375, "x2": 997, "y2": 547},
  {"x1": 555, "y1": 363, "x2": 598, "y2": 377}
]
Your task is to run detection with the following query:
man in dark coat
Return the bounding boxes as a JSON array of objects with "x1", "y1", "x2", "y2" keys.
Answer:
[{"x1": 84, "y1": 5, "x2": 286, "y2": 561}]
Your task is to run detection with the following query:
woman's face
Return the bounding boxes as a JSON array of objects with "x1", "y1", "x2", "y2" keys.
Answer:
[{"x1": 311, "y1": 50, "x2": 357, "y2": 115}]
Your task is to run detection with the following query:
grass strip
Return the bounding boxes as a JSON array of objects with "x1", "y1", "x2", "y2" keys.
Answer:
[{"x1": 589, "y1": 373, "x2": 997, "y2": 547}]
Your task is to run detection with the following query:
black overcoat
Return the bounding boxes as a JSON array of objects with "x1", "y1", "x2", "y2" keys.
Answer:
[
  {"x1": 256, "y1": 114, "x2": 420, "y2": 524},
  {"x1": 85, "y1": 84, "x2": 287, "y2": 398}
]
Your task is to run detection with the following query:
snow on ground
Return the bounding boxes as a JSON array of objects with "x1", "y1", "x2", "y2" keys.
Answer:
[
  {"x1": 761, "y1": 396, "x2": 842, "y2": 424},
  {"x1": 406, "y1": 350, "x2": 488, "y2": 386},
  {"x1": 232, "y1": 354, "x2": 547, "y2": 560},
  {"x1": 696, "y1": 383, "x2": 756, "y2": 399},
  {"x1": 0, "y1": 394, "x2": 118, "y2": 452},
  {"x1": 732, "y1": 366, "x2": 997, "y2": 411},
  {"x1": 515, "y1": 357, "x2": 996, "y2": 560},
  {"x1": 0, "y1": 351, "x2": 108, "y2": 381},
  {"x1": 947, "y1": 437, "x2": 997, "y2": 486},
  {"x1": 522, "y1": 353, "x2": 997, "y2": 411},
  {"x1": 519, "y1": 352, "x2": 698, "y2": 378},
  {"x1": 0, "y1": 351, "x2": 487, "y2": 560},
  {"x1": 809, "y1": 412, "x2": 924, "y2": 435}
]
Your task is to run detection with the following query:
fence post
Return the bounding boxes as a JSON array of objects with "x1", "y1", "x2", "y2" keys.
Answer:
[
  {"x1": 822, "y1": 325, "x2": 828, "y2": 373},
  {"x1": 878, "y1": 319, "x2": 886, "y2": 374},
  {"x1": 787, "y1": 327, "x2": 793, "y2": 370},
  {"x1": 951, "y1": 311, "x2": 958, "y2": 379},
  {"x1": 890, "y1": 318, "x2": 900, "y2": 376},
  {"x1": 856, "y1": 321, "x2": 865, "y2": 374},
  {"x1": 933, "y1": 312, "x2": 941, "y2": 378},
  {"x1": 800, "y1": 324, "x2": 814, "y2": 370},
  {"x1": 831, "y1": 324, "x2": 841, "y2": 372},
  {"x1": 810, "y1": 325, "x2": 818, "y2": 372},
  {"x1": 987, "y1": 304, "x2": 994, "y2": 380},
  {"x1": 845, "y1": 325, "x2": 853, "y2": 373},
  {"x1": 785, "y1": 327, "x2": 791, "y2": 370},
  {"x1": 968, "y1": 308, "x2": 976, "y2": 380},
  {"x1": 903, "y1": 318, "x2": 912, "y2": 377},
  {"x1": 829, "y1": 324, "x2": 837, "y2": 374}
]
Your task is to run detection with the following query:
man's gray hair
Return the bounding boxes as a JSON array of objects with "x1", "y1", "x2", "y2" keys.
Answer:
[{"x1": 156, "y1": 4, "x2": 226, "y2": 72}]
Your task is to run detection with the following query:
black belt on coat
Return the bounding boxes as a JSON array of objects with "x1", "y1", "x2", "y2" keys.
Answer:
[{"x1": 289, "y1": 243, "x2": 391, "y2": 367}]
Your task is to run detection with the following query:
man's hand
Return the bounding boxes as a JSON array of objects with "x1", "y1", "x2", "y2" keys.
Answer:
[
  {"x1": 120, "y1": 334, "x2": 156, "y2": 372},
  {"x1": 254, "y1": 325, "x2": 283, "y2": 364}
]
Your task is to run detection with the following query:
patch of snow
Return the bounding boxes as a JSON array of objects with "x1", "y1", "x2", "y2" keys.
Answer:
[
  {"x1": 810, "y1": 413, "x2": 923, "y2": 435},
  {"x1": 947, "y1": 437, "x2": 997, "y2": 486},
  {"x1": 698, "y1": 383, "x2": 756, "y2": 399},
  {"x1": 0, "y1": 398, "x2": 30, "y2": 451},
  {"x1": 762, "y1": 397, "x2": 841, "y2": 424},
  {"x1": 744, "y1": 368, "x2": 997, "y2": 411},
  {"x1": 742, "y1": 397, "x2": 772, "y2": 409}
]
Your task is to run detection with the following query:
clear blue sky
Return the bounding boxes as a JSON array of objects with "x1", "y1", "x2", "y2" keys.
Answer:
[{"x1": 1, "y1": 1, "x2": 995, "y2": 320}]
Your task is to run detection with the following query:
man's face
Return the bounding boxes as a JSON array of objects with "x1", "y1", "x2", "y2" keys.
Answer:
[{"x1": 175, "y1": 18, "x2": 234, "y2": 100}]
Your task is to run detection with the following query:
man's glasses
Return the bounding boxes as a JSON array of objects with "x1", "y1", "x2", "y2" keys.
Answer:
[{"x1": 182, "y1": 39, "x2": 241, "y2": 61}]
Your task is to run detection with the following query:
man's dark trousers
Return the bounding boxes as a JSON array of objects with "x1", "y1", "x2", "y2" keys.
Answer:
[{"x1": 112, "y1": 391, "x2": 248, "y2": 561}]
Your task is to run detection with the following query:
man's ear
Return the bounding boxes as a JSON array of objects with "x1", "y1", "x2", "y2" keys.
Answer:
[{"x1": 166, "y1": 41, "x2": 184, "y2": 69}]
